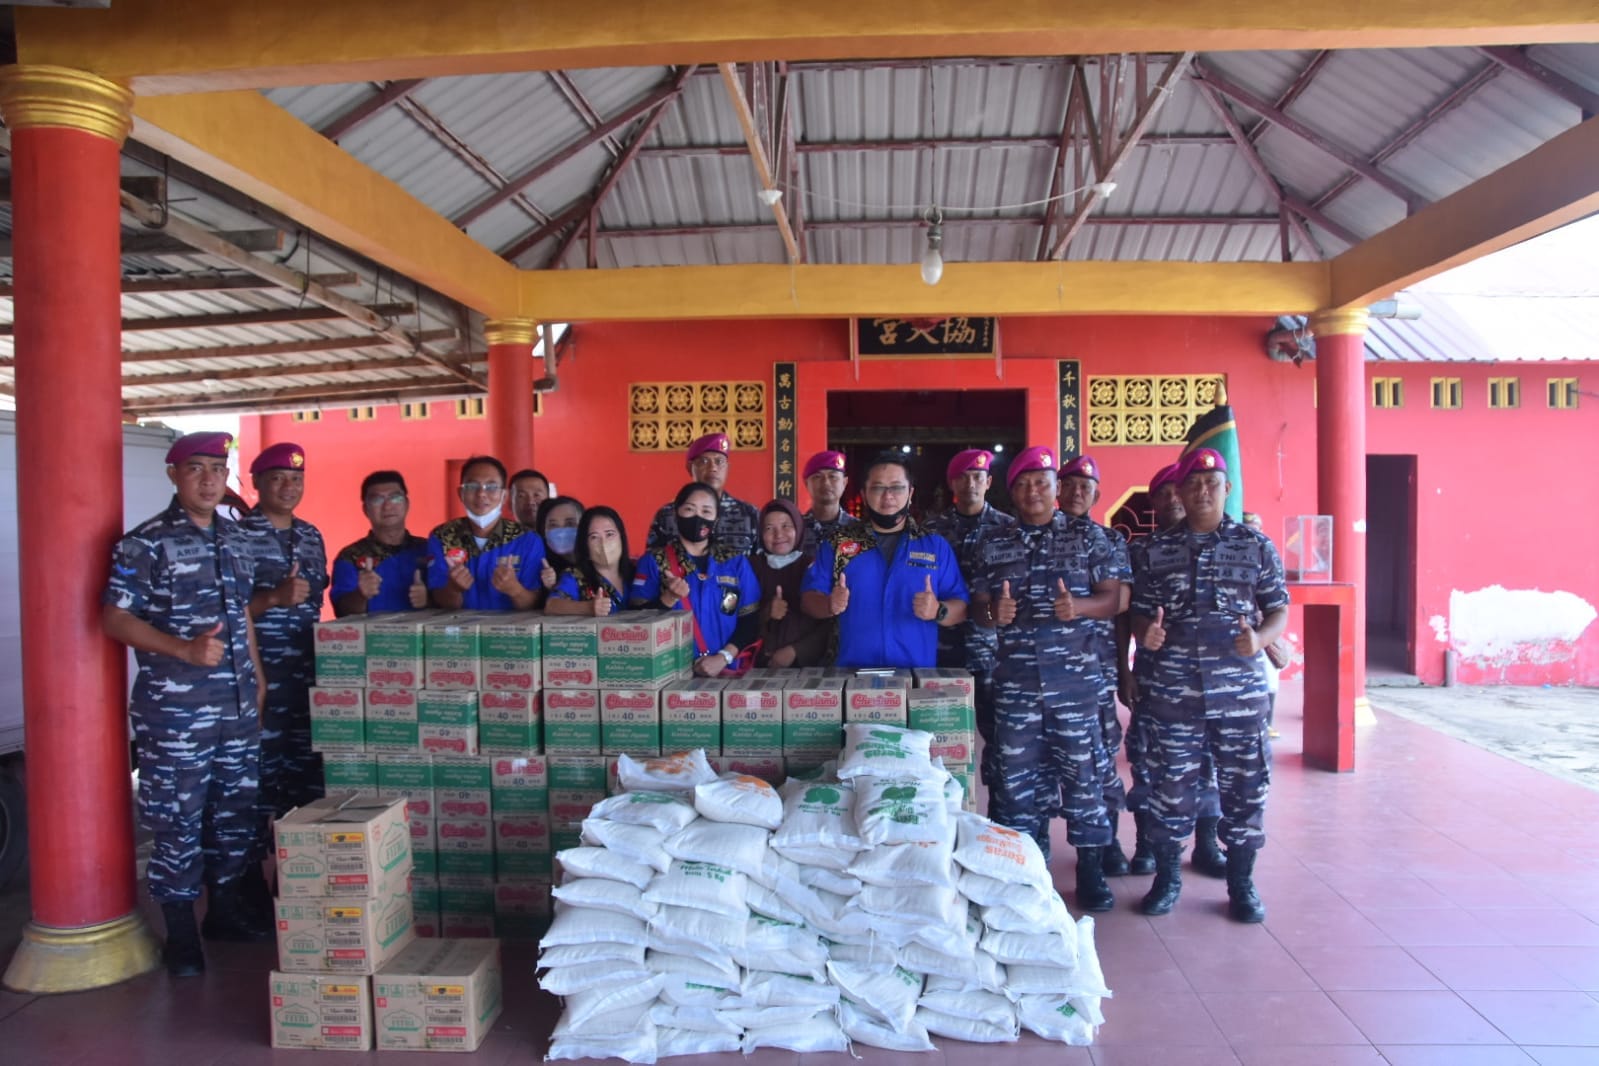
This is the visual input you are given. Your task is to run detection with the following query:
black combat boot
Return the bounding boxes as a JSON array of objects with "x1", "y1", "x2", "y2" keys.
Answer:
[
  {"x1": 1191, "y1": 816, "x2": 1228, "y2": 879},
  {"x1": 201, "y1": 877, "x2": 275, "y2": 942},
  {"x1": 1128, "y1": 812, "x2": 1156, "y2": 875},
  {"x1": 1139, "y1": 843, "x2": 1183, "y2": 916},
  {"x1": 1101, "y1": 812, "x2": 1131, "y2": 877},
  {"x1": 237, "y1": 862, "x2": 275, "y2": 925},
  {"x1": 161, "y1": 901, "x2": 206, "y2": 977},
  {"x1": 1074, "y1": 846, "x2": 1115, "y2": 913},
  {"x1": 1226, "y1": 848, "x2": 1267, "y2": 923}
]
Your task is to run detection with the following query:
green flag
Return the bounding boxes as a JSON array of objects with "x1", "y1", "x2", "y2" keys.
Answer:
[{"x1": 1182, "y1": 404, "x2": 1244, "y2": 521}]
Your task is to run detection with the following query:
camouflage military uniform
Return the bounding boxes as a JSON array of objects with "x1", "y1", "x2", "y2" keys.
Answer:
[
  {"x1": 1130, "y1": 516, "x2": 1289, "y2": 851},
  {"x1": 927, "y1": 502, "x2": 1016, "y2": 787},
  {"x1": 647, "y1": 492, "x2": 761, "y2": 557},
  {"x1": 104, "y1": 498, "x2": 263, "y2": 903},
  {"x1": 240, "y1": 512, "x2": 329, "y2": 819},
  {"x1": 974, "y1": 511, "x2": 1115, "y2": 859},
  {"x1": 1092, "y1": 525, "x2": 1133, "y2": 811},
  {"x1": 800, "y1": 509, "x2": 850, "y2": 555}
]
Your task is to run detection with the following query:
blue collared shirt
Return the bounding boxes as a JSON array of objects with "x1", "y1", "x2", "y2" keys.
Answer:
[{"x1": 426, "y1": 517, "x2": 547, "y2": 612}]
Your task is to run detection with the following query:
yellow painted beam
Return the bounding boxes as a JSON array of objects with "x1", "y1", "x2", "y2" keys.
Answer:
[
  {"x1": 19, "y1": 0, "x2": 1599, "y2": 94},
  {"x1": 132, "y1": 91, "x2": 521, "y2": 317},
  {"x1": 519, "y1": 261, "x2": 1331, "y2": 321},
  {"x1": 1330, "y1": 115, "x2": 1599, "y2": 308}
]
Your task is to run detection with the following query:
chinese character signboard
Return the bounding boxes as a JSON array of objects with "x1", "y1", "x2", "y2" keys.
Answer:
[
  {"x1": 854, "y1": 317, "x2": 998, "y2": 358},
  {"x1": 773, "y1": 362, "x2": 797, "y2": 501},
  {"x1": 1058, "y1": 360, "x2": 1082, "y2": 459}
]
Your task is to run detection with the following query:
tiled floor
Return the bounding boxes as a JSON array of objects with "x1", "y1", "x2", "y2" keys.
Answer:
[{"x1": 3, "y1": 682, "x2": 1599, "y2": 1064}]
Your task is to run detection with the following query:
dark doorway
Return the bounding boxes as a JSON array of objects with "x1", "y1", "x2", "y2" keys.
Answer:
[
  {"x1": 1366, "y1": 454, "x2": 1417, "y2": 679},
  {"x1": 825, "y1": 390, "x2": 1028, "y2": 521}
]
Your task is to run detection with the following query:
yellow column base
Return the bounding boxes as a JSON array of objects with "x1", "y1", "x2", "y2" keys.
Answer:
[
  {"x1": 3, "y1": 911, "x2": 161, "y2": 993},
  {"x1": 1354, "y1": 695, "x2": 1377, "y2": 728}
]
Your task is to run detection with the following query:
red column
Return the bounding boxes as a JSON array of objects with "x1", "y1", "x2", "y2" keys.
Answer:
[
  {"x1": 1312, "y1": 308, "x2": 1371, "y2": 707},
  {"x1": 484, "y1": 318, "x2": 538, "y2": 474},
  {"x1": 0, "y1": 65, "x2": 158, "y2": 992}
]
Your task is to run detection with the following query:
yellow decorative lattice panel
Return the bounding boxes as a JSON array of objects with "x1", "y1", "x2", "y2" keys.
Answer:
[
  {"x1": 1086, "y1": 374, "x2": 1227, "y2": 447},
  {"x1": 629, "y1": 381, "x2": 767, "y2": 452}
]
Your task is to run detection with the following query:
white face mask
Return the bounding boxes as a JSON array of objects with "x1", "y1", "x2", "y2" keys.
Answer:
[
  {"x1": 594, "y1": 539, "x2": 623, "y2": 567},
  {"x1": 765, "y1": 549, "x2": 803, "y2": 569},
  {"x1": 466, "y1": 507, "x2": 501, "y2": 530}
]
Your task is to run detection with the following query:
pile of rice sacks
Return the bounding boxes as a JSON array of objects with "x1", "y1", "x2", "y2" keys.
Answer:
[{"x1": 538, "y1": 725, "x2": 1111, "y2": 1062}]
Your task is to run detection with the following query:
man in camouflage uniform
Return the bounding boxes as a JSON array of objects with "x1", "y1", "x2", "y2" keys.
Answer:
[
  {"x1": 799, "y1": 449, "x2": 850, "y2": 553},
  {"x1": 646, "y1": 432, "x2": 761, "y2": 556},
  {"x1": 242, "y1": 443, "x2": 329, "y2": 865},
  {"x1": 102, "y1": 432, "x2": 270, "y2": 976},
  {"x1": 1131, "y1": 447, "x2": 1289, "y2": 922},
  {"x1": 971, "y1": 445, "x2": 1121, "y2": 913},
  {"x1": 927, "y1": 448, "x2": 1014, "y2": 792},
  {"x1": 1057, "y1": 454, "x2": 1135, "y2": 875}
]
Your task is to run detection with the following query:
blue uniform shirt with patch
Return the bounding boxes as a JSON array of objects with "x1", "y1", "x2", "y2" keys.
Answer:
[
  {"x1": 630, "y1": 545, "x2": 759, "y2": 655},
  {"x1": 802, "y1": 519, "x2": 968, "y2": 669},
  {"x1": 554, "y1": 569, "x2": 630, "y2": 613},
  {"x1": 331, "y1": 532, "x2": 430, "y2": 615},
  {"x1": 426, "y1": 517, "x2": 547, "y2": 611}
]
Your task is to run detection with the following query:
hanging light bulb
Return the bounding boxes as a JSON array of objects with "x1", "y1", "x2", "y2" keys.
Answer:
[{"x1": 920, "y1": 207, "x2": 944, "y2": 286}]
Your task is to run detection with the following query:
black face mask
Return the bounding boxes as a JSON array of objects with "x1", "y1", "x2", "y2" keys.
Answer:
[
  {"x1": 675, "y1": 513, "x2": 714, "y2": 543},
  {"x1": 863, "y1": 503, "x2": 909, "y2": 529}
]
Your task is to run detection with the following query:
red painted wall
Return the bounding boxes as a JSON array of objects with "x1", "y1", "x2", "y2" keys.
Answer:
[{"x1": 235, "y1": 318, "x2": 1597, "y2": 686}]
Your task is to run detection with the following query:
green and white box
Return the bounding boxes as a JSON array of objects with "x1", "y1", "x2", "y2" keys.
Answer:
[
  {"x1": 478, "y1": 689, "x2": 541, "y2": 754},
  {"x1": 310, "y1": 687, "x2": 366, "y2": 752},
  {"x1": 721, "y1": 679, "x2": 784, "y2": 756},
  {"x1": 600, "y1": 688, "x2": 661, "y2": 755},
  {"x1": 660, "y1": 679, "x2": 724, "y2": 754},
  {"x1": 365, "y1": 688, "x2": 421, "y2": 752},
  {"x1": 489, "y1": 754, "x2": 548, "y2": 814},
  {"x1": 542, "y1": 688, "x2": 600, "y2": 754}
]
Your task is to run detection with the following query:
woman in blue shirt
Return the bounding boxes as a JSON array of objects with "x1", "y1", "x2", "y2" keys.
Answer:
[
  {"x1": 630, "y1": 482, "x2": 759, "y2": 676},
  {"x1": 547, "y1": 506, "x2": 634, "y2": 616}
]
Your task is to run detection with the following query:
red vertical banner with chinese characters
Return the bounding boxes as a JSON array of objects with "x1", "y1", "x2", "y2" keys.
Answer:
[
  {"x1": 773, "y1": 361, "x2": 798, "y2": 500},
  {"x1": 1058, "y1": 360, "x2": 1082, "y2": 459}
]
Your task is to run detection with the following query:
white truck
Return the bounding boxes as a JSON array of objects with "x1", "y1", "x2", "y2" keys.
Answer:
[{"x1": 0, "y1": 413, "x2": 180, "y2": 888}]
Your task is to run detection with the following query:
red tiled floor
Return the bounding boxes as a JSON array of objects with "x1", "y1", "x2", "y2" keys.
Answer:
[
  {"x1": 1463, "y1": 907, "x2": 1599, "y2": 946},
  {"x1": 1375, "y1": 1048, "x2": 1538, "y2": 1065},
  {"x1": 1456, "y1": 990, "x2": 1599, "y2": 1046},
  {"x1": 1522, "y1": 946, "x2": 1599, "y2": 991},
  {"x1": 1231, "y1": 1046, "x2": 1388, "y2": 1066},
  {"x1": 1089, "y1": 1048, "x2": 1241, "y2": 1066},
  {"x1": 1092, "y1": 990, "x2": 1228, "y2": 1046},
  {"x1": 1290, "y1": 945, "x2": 1448, "y2": 991},
  {"x1": 1406, "y1": 944, "x2": 1581, "y2": 990},
  {"x1": 1360, "y1": 905, "x2": 1513, "y2": 946},
  {"x1": 1198, "y1": 990, "x2": 1367, "y2": 1045},
  {"x1": 1523, "y1": 1048, "x2": 1599, "y2": 1065},
  {"x1": 1327, "y1": 989, "x2": 1511, "y2": 1045}
]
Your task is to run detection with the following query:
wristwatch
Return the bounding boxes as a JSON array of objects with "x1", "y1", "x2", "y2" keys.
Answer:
[
  {"x1": 935, "y1": 603, "x2": 949, "y2": 624},
  {"x1": 719, "y1": 648, "x2": 736, "y2": 665}
]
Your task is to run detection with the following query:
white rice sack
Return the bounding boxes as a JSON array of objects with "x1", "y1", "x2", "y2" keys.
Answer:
[
  {"x1": 941, "y1": 766, "x2": 966, "y2": 813},
  {"x1": 1072, "y1": 915, "x2": 1112, "y2": 998},
  {"x1": 549, "y1": 1005, "x2": 658, "y2": 1064},
  {"x1": 717, "y1": 1003, "x2": 829, "y2": 1029},
  {"x1": 656, "y1": 969, "x2": 743, "y2": 1009},
  {"x1": 551, "y1": 877, "x2": 660, "y2": 922},
  {"x1": 745, "y1": 881, "x2": 806, "y2": 925},
  {"x1": 794, "y1": 864, "x2": 862, "y2": 896},
  {"x1": 979, "y1": 922, "x2": 1077, "y2": 967},
  {"x1": 556, "y1": 846, "x2": 656, "y2": 890},
  {"x1": 1003, "y1": 962, "x2": 1085, "y2": 998},
  {"x1": 733, "y1": 916, "x2": 827, "y2": 980},
  {"x1": 693, "y1": 773, "x2": 783, "y2": 829},
  {"x1": 647, "y1": 948, "x2": 741, "y2": 986},
  {"x1": 982, "y1": 888, "x2": 1072, "y2": 932},
  {"x1": 648, "y1": 1003, "x2": 741, "y2": 1034},
  {"x1": 857, "y1": 883, "x2": 965, "y2": 929},
  {"x1": 656, "y1": 1028, "x2": 741, "y2": 1058},
  {"x1": 897, "y1": 939, "x2": 1005, "y2": 993},
  {"x1": 918, "y1": 974, "x2": 1018, "y2": 1030},
  {"x1": 822, "y1": 935, "x2": 898, "y2": 969},
  {"x1": 855, "y1": 776, "x2": 951, "y2": 846},
  {"x1": 649, "y1": 903, "x2": 748, "y2": 953},
  {"x1": 848, "y1": 837, "x2": 957, "y2": 888},
  {"x1": 538, "y1": 961, "x2": 650, "y2": 997},
  {"x1": 915, "y1": 1005, "x2": 1018, "y2": 1043},
  {"x1": 1016, "y1": 995, "x2": 1098, "y2": 1046},
  {"x1": 563, "y1": 973, "x2": 666, "y2": 1029},
  {"x1": 541, "y1": 907, "x2": 649, "y2": 950},
  {"x1": 617, "y1": 750, "x2": 716, "y2": 792},
  {"x1": 774, "y1": 778, "x2": 865, "y2": 854},
  {"x1": 958, "y1": 869, "x2": 1054, "y2": 912},
  {"x1": 911, "y1": 907, "x2": 982, "y2": 958},
  {"x1": 837, "y1": 724, "x2": 938, "y2": 780},
  {"x1": 826, "y1": 960, "x2": 924, "y2": 1033},
  {"x1": 770, "y1": 843, "x2": 858, "y2": 870},
  {"x1": 589, "y1": 790, "x2": 699, "y2": 835},
  {"x1": 539, "y1": 941, "x2": 646, "y2": 970},
  {"x1": 740, "y1": 1014, "x2": 848, "y2": 1055},
  {"x1": 769, "y1": 868, "x2": 847, "y2": 930},
  {"x1": 664, "y1": 819, "x2": 769, "y2": 880},
  {"x1": 581, "y1": 818, "x2": 673, "y2": 874},
  {"x1": 809, "y1": 893, "x2": 878, "y2": 940},
  {"x1": 741, "y1": 971, "x2": 840, "y2": 1010},
  {"x1": 840, "y1": 999, "x2": 937, "y2": 1052},
  {"x1": 952, "y1": 812, "x2": 1052, "y2": 890},
  {"x1": 642, "y1": 861, "x2": 748, "y2": 919}
]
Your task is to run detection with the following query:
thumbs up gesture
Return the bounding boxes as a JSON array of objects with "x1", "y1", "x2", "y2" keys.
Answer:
[
  {"x1": 1234, "y1": 613, "x2": 1260, "y2": 656},
  {"x1": 1053, "y1": 577, "x2": 1077, "y2": 622},
  {"x1": 408, "y1": 567, "x2": 428, "y2": 609},
  {"x1": 913, "y1": 574, "x2": 940, "y2": 621},
  {"x1": 661, "y1": 570, "x2": 690, "y2": 606},
  {"x1": 993, "y1": 580, "x2": 1017, "y2": 626},
  {"x1": 276, "y1": 561, "x2": 311, "y2": 607},
  {"x1": 185, "y1": 622, "x2": 226, "y2": 667},
  {"x1": 592, "y1": 592, "x2": 613, "y2": 617},
  {"x1": 491, "y1": 555, "x2": 527, "y2": 596},
  {"x1": 356, "y1": 558, "x2": 382, "y2": 601},
  {"x1": 829, "y1": 571, "x2": 850, "y2": 617},
  {"x1": 769, "y1": 584, "x2": 789, "y2": 621},
  {"x1": 1142, "y1": 606, "x2": 1168, "y2": 651},
  {"x1": 540, "y1": 557, "x2": 558, "y2": 590}
]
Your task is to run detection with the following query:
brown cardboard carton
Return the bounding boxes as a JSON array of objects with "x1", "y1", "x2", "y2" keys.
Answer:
[
  {"x1": 782, "y1": 677, "x2": 845, "y2": 754},
  {"x1": 660, "y1": 679, "x2": 725, "y2": 754},
  {"x1": 844, "y1": 674, "x2": 910, "y2": 725},
  {"x1": 269, "y1": 971, "x2": 373, "y2": 1050},
  {"x1": 365, "y1": 687, "x2": 421, "y2": 752},
  {"x1": 420, "y1": 723, "x2": 479, "y2": 757},
  {"x1": 436, "y1": 817, "x2": 495, "y2": 877},
  {"x1": 494, "y1": 878, "x2": 552, "y2": 939},
  {"x1": 309, "y1": 686, "x2": 365, "y2": 752},
  {"x1": 274, "y1": 874, "x2": 415, "y2": 974},
  {"x1": 720, "y1": 678, "x2": 784, "y2": 756},
  {"x1": 491, "y1": 813, "x2": 552, "y2": 878},
  {"x1": 912, "y1": 667, "x2": 976, "y2": 697},
  {"x1": 374, "y1": 938, "x2": 503, "y2": 1053},
  {"x1": 489, "y1": 753, "x2": 549, "y2": 814},
  {"x1": 543, "y1": 688, "x2": 601, "y2": 753},
  {"x1": 274, "y1": 793, "x2": 412, "y2": 898},
  {"x1": 478, "y1": 689, "x2": 541, "y2": 754},
  {"x1": 599, "y1": 687, "x2": 661, "y2": 755}
]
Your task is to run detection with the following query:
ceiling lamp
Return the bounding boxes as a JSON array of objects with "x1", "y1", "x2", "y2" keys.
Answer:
[{"x1": 920, "y1": 207, "x2": 944, "y2": 286}]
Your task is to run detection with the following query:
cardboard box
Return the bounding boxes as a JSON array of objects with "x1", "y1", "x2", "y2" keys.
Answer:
[
  {"x1": 783, "y1": 678, "x2": 845, "y2": 753},
  {"x1": 420, "y1": 723, "x2": 479, "y2": 757},
  {"x1": 907, "y1": 686, "x2": 976, "y2": 733},
  {"x1": 377, "y1": 753, "x2": 434, "y2": 820},
  {"x1": 492, "y1": 813, "x2": 552, "y2": 877},
  {"x1": 409, "y1": 816, "x2": 438, "y2": 876},
  {"x1": 424, "y1": 615, "x2": 482, "y2": 685},
  {"x1": 436, "y1": 817, "x2": 494, "y2": 876},
  {"x1": 411, "y1": 874, "x2": 441, "y2": 938},
  {"x1": 412, "y1": 909, "x2": 442, "y2": 940},
  {"x1": 442, "y1": 913, "x2": 497, "y2": 939},
  {"x1": 433, "y1": 756, "x2": 491, "y2": 814},
  {"x1": 597, "y1": 613, "x2": 681, "y2": 687},
  {"x1": 374, "y1": 938, "x2": 504, "y2": 1053},
  {"x1": 541, "y1": 617, "x2": 600, "y2": 659},
  {"x1": 269, "y1": 971, "x2": 373, "y2": 1051},
  {"x1": 275, "y1": 793, "x2": 413, "y2": 898},
  {"x1": 600, "y1": 688, "x2": 661, "y2": 755},
  {"x1": 844, "y1": 673, "x2": 910, "y2": 725},
  {"x1": 912, "y1": 667, "x2": 976, "y2": 697},
  {"x1": 546, "y1": 753, "x2": 606, "y2": 792},
  {"x1": 275, "y1": 877, "x2": 416, "y2": 974},
  {"x1": 660, "y1": 679, "x2": 724, "y2": 754},
  {"x1": 438, "y1": 874, "x2": 495, "y2": 917},
  {"x1": 479, "y1": 616, "x2": 541, "y2": 679},
  {"x1": 480, "y1": 659, "x2": 541, "y2": 693},
  {"x1": 419, "y1": 689, "x2": 479, "y2": 727},
  {"x1": 366, "y1": 656, "x2": 424, "y2": 691},
  {"x1": 929, "y1": 729, "x2": 978, "y2": 768},
  {"x1": 541, "y1": 656, "x2": 598, "y2": 689},
  {"x1": 721, "y1": 679, "x2": 784, "y2": 756},
  {"x1": 494, "y1": 878, "x2": 552, "y2": 939},
  {"x1": 542, "y1": 688, "x2": 600, "y2": 753},
  {"x1": 314, "y1": 619, "x2": 368, "y2": 689},
  {"x1": 478, "y1": 689, "x2": 541, "y2": 754},
  {"x1": 489, "y1": 754, "x2": 549, "y2": 814},
  {"x1": 549, "y1": 820, "x2": 584, "y2": 853},
  {"x1": 365, "y1": 688, "x2": 421, "y2": 752},
  {"x1": 547, "y1": 789, "x2": 604, "y2": 826},
  {"x1": 310, "y1": 687, "x2": 366, "y2": 752},
  {"x1": 322, "y1": 752, "x2": 378, "y2": 792}
]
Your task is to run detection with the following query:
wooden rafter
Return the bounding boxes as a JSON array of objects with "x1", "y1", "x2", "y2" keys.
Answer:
[
  {"x1": 108, "y1": 330, "x2": 458, "y2": 366},
  {"x1": 122, "y1": 379, "x2": 480, "y2": 418},
  {"x1": 719, "y1": 62, "x2": 802, "y2": 263},
  {"x1": 124, "y1": 354, "x2": 447, "y2": 388}
]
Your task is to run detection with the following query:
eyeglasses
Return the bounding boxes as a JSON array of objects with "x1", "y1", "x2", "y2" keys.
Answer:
[
  {"x1": 462, "y1": 481, "x2": 503, "y2": 495},
  {"x1": 364, "y1": 492, "x2": 407, "y2": 506},
  {"x1": 864, "y1": 483, "x2": 911, "y2": 497}
]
